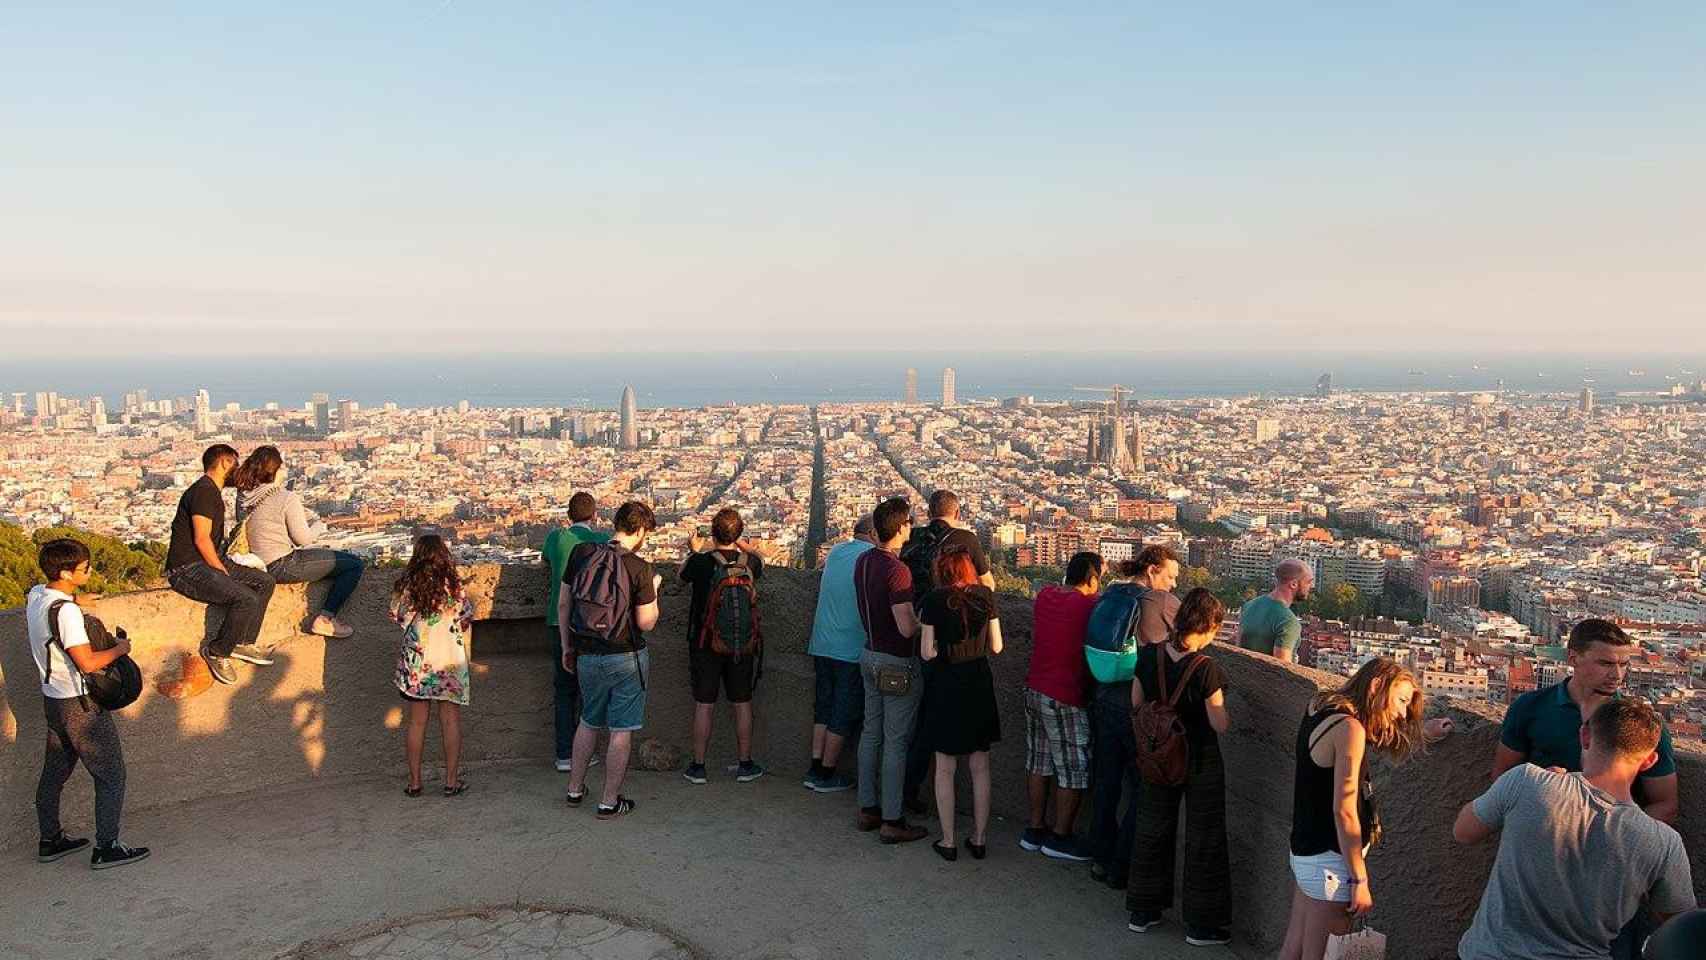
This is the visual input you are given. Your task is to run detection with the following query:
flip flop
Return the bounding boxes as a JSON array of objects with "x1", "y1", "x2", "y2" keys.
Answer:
[
  {"x1": 404, "y1": 785, "x2": 423, "y2": 798},
  {"x1": 443, "y1": 781, "x2": 467, "y2": 797}
]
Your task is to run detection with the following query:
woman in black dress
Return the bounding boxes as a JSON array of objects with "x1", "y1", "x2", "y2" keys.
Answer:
[{"x1": 919, "y1": 546, "x2": 1004, "y2": 861}]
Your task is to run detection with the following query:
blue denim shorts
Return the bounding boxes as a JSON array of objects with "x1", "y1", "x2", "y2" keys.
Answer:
[
  {"x1": 577, "y1": 649, "x2": 649, "y2": 732},
  {"x1": 813, "y1": 655, "x2": 863, "y2": 736}
]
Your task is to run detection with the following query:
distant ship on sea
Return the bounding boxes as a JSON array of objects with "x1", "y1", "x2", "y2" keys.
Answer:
[{"x1": 1628, "y1": 369, "x2": 1647, "y2": 376}]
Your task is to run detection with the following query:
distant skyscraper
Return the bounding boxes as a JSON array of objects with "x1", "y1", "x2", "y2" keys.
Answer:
[
  {"x1": 941, "y1": 367, "x2": 956, "y2": 407},
  {"x1": 90, "y1": 396, "x2": 106, "y2": 426},
  {"x1": 904, "y1": 368, "x2": 918, "y2": 405},
  {"x1": 1254, "y1": 418, "x2": 1281, "y2": 444},
  {"x1": 14, "y1": 392, "x2": 30, "y2": 416},
  {"x1": 33, "y1": 391, "x2": 51, "y2": 417},
  {"x1": 620, "y1": 385, "x2": 638, "y2": 449},
  {"x1": 338, "y1": 399, "x2": 357, "y2": 432},
  {"x1": 194, "y1": 389, "x2": 212, "y2": 435},
  {"x1": 1316, "y1": 372, "x2": 1333, "y2": 397},
  {"x1": 1579, "y1": 387, "x2": 1595, "y2": 414},
  {"x1": 1131, "y1": 412, "x2": 1145, "y2": 473},
  {"x1": 311, "y1": 392, "x2": 331, "y2": 435}
]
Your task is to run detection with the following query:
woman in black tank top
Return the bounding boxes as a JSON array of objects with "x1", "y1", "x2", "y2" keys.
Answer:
[{"x1": 1279, "y1": 658, "x2": 1452, "y2": 960}]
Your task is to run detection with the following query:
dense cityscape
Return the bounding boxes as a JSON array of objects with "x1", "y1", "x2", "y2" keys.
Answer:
[{"x1": 3, "y1": 369, "x2": 1703, "y2": 738}]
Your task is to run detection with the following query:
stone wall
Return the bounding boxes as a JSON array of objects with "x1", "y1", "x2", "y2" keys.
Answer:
[{"x1": 2, "y1": 566, "x2": 1700, "y2": 960}]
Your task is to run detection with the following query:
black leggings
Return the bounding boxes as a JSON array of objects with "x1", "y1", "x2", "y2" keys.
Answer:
[
  {"x1": 1126, "y1": 740, "x2": 1231, "y2": 929},
  {"x1": 37, "y1": 697, "x2": 127, "y2": 843}
]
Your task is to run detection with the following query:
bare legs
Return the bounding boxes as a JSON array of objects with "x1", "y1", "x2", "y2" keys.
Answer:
[
  {"x1": 404, "y1": 700, "x2": 462, "y2": 789},
  {"x1": 694, "y1": 702, "x2": 756, "y2": 765},
  {"x1": 1279, "y1": 881, "x2": 1351, "y2": 960},
  {"x1": 934, "y1": 751, "x2": 992, "y2": 847}
]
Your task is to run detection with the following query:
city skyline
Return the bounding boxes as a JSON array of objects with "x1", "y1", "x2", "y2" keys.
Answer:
[{"x1": 5, "y1": 6, "x2": 1706, "y2": 354}]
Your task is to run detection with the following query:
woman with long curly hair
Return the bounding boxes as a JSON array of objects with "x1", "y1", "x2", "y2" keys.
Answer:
[
  {"x1": 389, "y1": 535, "x2": 474, "y2": 797},
  {"x1": 1279, "y1": 657, "x2": 1452, "y2": 960},
  {"x1": 917, "y1": 546, "x2": 1003, "y2": 861}
]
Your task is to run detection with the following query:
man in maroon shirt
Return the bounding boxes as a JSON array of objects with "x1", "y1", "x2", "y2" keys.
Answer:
[
  {"x1": 1023, "y1": 552, "x2": 1104, "y2": 858},
  {"x1": 854, "y1": 497, "x2": 928, "y2": 844}
]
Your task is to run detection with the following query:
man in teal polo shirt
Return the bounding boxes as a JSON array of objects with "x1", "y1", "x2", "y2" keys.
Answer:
[
  {"x1": 542, "y1": 491, "x2": 609, "y2": 772},
  {"x1": 1238, "y1": 558, "x2": 1311, "y2": 662},
  {"x1": 1493, "y1": 619, "x2": 1679, "y2": 823}
]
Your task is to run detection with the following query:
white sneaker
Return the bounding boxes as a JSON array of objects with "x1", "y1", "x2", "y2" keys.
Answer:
[{"x1": 555, "y1": 758, "x2": 572, "y2": 772}]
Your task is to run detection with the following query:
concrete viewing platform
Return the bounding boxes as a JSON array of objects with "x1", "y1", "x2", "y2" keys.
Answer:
[
  {"x1": 3, "y1": 564, "x2": 1702, "y2": 960},
  {"x1": 1, "y1": 759, "x2": 1184, "y2": 960}
]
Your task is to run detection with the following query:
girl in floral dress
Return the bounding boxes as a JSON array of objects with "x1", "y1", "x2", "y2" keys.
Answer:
[{"x1": 390, "y1": 535, "x2": 474, "y2": 797}]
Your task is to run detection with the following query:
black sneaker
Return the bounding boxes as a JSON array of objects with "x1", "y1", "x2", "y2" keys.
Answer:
[
  {"x1": 1185, "y1": 927, "x2": 1231, "y2": 946},
  {"x1": 200, "y1": 645, "x2": 238, "y2": 685},
  {"x1": 735, "y1": 760, "x2": 766, "y2": 783},
  {"x1": 1128, "y1": 911, "x2": 1162, "y2": 933},
  {"x1": 810, "y1": 771, "x2": 854, "y2": 793},
  {"x1": 1019, "y1": 827, "x2": 1050, "y2": 852},
  {"x1": 91, "y1": 841, "x2": 151, "y2": 870},
  {"x1": 1042, "y1": 833, "x2": 1092, "y2": 862},
  {"x1": 37, "y1": 834, "x2": 90, "y2": 863},
  {"x1": 802, "y1": 765, "x2": 820, "y2": 788},
  {"x1": 228, "y1": 643, "x2": 274, "y2": 665},
  {"x1": 595, "y1": 796, "x2": 635, "y2": 820},
  {"x1": 683, "y1": 762, "x2": 708, "y2": 785}
]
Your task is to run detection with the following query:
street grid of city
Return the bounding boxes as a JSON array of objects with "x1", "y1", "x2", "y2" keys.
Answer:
[{"x1": 2, "y1": 370, "x2": 1703, "y2": 737}]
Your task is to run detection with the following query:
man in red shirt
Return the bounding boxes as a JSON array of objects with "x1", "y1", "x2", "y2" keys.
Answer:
[{"x1": 1022, "y1": 552, "x2": 1104, "y2": 858}]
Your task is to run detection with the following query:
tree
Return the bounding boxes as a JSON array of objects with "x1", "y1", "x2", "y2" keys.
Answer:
[{"x1": 0, "y1": 522, "x2": 165, "y2": 609}]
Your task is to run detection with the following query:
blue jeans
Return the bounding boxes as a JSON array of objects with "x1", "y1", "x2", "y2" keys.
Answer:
[
  {"x1": 167, "y1": 561, "x2": 276, "y2": 656},
  {"x1": 1089, "y1": 684, "x2": 1139, "y2": 881},
  {"x1": 267, "y1": 548, "x2": 364, "y2": 615},
  {"x1": 577, "y1": 649, "x2": 649, "y2": 732},
  {"x1": 551, "y1": 627, "x2": 581, "y2": 760}
]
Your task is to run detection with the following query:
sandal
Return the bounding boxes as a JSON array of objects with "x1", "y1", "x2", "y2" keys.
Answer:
[
  {"x1": 443, "y1": 781, "x2": 467, "y2": 797},
  {"x1": 595, "y1": 796, "x2": 636, "y2": 820},
  {"x1": 404, "y1": 785, "x2": 423, "y2": 798}
]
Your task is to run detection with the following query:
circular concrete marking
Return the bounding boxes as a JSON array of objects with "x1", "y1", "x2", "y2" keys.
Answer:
[{"x1": 289, "y1": 906, "x2": 695, "y2": 960}]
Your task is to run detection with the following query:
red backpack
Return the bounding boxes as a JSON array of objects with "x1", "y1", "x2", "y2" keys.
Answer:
[{"x1": 1132, "y1": 651, "x2": 1208, "y2": 787}]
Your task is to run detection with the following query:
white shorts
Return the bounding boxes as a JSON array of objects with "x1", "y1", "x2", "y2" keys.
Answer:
[{"x1": 1290, "y1": 851, "x2": 1354, "y2": 903}]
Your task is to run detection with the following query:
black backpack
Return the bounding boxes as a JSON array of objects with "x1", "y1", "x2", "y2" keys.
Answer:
[
  {"x1": 899, "y1": 522, "x2": 948, "y2": 601},
  {"x1": 700, "y1": 553, "x2": 762, "y2": 660},
  {"x1": 45, "y1": 599, "x2": 143, "y2": 711}
]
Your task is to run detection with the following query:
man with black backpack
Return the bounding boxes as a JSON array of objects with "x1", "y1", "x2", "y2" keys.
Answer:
[
  {"x1": 560, "y1": 500, "x2": 662, "y2": 820},
  {"x1": 27, "y1": 538, "x2": 150, "y2": 869},
  {"x1": 678, "y1": 507, "x2": 767, "y2": 786},
  {"x1": 898, "y1": 490, "x2": 994, "y2": 813}
]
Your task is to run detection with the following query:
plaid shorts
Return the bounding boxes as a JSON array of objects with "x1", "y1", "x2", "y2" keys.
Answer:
[{"x1": 1024, "y1": 689, "x2": 1091, "y2": 789}]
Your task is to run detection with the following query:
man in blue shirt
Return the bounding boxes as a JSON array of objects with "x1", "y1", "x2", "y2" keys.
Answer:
[
  {"x1": 802, "y1": 516, "x2": 874, "y2": 792},
  {"x1": 1494, "y1": 619, "x2": 1679, "y2": 823}
]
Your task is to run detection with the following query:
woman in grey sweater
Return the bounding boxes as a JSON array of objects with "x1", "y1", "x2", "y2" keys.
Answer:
[{"x1": 232, "y1": 446, "x2": 363, "y2": 638}]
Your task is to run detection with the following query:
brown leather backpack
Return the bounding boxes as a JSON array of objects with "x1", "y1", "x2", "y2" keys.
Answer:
[{"x1": 1132, "y1": 651, "x2": 1208, "y2": 786}]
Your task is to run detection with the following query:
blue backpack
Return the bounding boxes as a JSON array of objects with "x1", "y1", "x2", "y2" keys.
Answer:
[{"x1": 1084, "y1": 583, "x2": 1148, "y2": 683}]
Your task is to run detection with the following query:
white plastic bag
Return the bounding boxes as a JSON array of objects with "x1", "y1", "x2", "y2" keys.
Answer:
[
  {"x1": 227, "y1": 552, "x2": 267, "y2": 571},
  {"x1": 1325, "y1": 926, "x2": 1386, "y2": 960}
]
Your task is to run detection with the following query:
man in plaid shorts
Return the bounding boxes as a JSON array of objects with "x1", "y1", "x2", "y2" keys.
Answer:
[{"x1": 1021, "y1": 552, "x2": 1103, "y2": 860}]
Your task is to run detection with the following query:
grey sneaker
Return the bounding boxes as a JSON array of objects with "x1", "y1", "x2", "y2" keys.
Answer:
[
  {"x1": 200, "y1": 646, "x2": 238, "y2": 685},
  {"x1": 228, "y1": 643, "x2": 274, "y2": 665},
  {"x1": 735, "y1": 760, "x2": 767, "y2": 783}
]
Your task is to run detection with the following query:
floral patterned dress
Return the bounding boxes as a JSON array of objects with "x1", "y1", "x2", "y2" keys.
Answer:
[{"x1": 390, "y1": 588, "x2": 475, "y2": 705}]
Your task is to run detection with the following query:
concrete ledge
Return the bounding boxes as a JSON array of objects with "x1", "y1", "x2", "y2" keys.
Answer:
[{"x1": 4, "y1": 566, "x2": 1701, "y2": 960}]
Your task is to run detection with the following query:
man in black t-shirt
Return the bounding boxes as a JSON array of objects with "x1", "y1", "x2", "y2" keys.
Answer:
[
  {"x1": 562, "y1": 500, "x2": 660, "y2": 820},
  {"x1": 678, "y1": 507, "x2": 767, "y2": 786},
  {"x1": 164, "y1": 445, "x2": 277, "y2": 685}
]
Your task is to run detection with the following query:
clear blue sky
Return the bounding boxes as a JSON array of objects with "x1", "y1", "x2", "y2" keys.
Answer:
[{"x1": 4, "y1": 2, "x2": 1704, "y2": 354}]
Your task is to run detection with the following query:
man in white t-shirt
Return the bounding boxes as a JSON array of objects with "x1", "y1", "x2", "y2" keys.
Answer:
[{"x1": 27, "y1": 538, "x2": 150, "y2": 869}]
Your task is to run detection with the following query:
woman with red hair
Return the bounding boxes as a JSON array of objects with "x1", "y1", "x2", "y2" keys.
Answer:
[{"x1": 918, "y1": 546, "x2": 1004, "y2": 861}]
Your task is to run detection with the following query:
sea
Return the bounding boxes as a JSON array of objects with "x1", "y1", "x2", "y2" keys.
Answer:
[{"x1": 2, "y1": 351, "x2": 1703, "y2": 410}]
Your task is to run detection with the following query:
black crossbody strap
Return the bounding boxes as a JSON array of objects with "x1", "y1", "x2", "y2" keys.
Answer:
[{"x1": 44, "y1": 599, "x2": 89, "y2": 700}]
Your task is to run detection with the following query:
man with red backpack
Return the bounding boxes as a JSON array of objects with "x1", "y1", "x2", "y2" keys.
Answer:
[{"x1": 678, "y1": 507, "x2": 767, "y2": 786}]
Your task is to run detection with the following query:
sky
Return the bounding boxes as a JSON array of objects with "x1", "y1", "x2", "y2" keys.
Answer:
[{"x1": 3, "y1": 2, "x2": 1705, "y2": 356}]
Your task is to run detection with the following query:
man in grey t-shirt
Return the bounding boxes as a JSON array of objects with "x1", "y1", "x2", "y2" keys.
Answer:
[{"x1": 1453, "y1": 698, "x2": 1696, "y2": 960}]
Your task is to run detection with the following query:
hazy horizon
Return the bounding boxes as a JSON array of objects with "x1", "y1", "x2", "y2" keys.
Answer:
[{"x1": 5, "y1": 4, "x2": 1706, "y2": 355}]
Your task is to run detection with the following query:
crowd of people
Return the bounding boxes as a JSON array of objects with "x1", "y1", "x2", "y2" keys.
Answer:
[{"x1": 19, "y1": 446, "x2": 1701, "y2": 960}]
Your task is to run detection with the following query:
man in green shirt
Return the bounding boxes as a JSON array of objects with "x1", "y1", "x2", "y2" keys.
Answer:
[
  {"x1": 1238, "y1": 558, "x2": 1311, "y2": 662},
  {"x1": 542, "y1": 491, "x2": 609, "y2": 771}
]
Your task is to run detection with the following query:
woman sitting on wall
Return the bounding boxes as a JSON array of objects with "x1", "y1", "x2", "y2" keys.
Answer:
[{"x1": 233, "y1": 445, "x2": 365, "y2": 638}]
